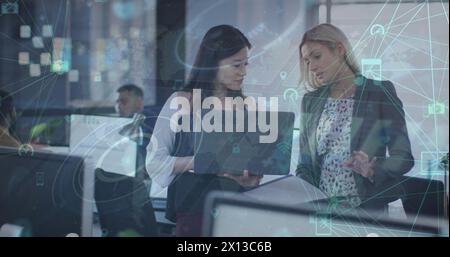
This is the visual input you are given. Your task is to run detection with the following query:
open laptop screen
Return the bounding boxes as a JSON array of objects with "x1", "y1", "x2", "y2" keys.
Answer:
[{"x1": 193, "y1": 111, "x2": 295, "y2": 175}]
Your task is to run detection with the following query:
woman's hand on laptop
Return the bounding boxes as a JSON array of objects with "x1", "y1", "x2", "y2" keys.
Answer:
[{"x1": 222, "y1": 170, "x2": 263, "y2": 188}]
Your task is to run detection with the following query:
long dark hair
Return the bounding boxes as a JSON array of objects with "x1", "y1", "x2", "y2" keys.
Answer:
[{"x1": 183, "y1": 25, "x2": 251, "y2": 98}]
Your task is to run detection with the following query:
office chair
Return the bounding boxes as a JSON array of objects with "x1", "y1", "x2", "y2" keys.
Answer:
[{"x1": 94, "y1": 169, "x2": 158, "y2": 237}]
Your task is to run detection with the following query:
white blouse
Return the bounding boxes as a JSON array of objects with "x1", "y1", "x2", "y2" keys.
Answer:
[
  {"x1": 316, "y1": 97, "x2": 361, "y2": 207},
  {"x1": 145, "y1": 92, "x2": 188, "y2": 188}
]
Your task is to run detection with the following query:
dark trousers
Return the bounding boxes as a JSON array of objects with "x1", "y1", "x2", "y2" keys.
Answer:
[
  {"x1": 360, "y1": 176, "x2": 446, "y2": 220},
  {"x1": 167, "y1": 173, "x2": 243, "y2": 237},
  {"x1": 175, "y1": 212, "x2": 203, "y2": 237}
]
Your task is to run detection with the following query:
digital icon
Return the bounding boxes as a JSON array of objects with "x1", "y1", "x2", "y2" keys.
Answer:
[
  {"x1": 35, "y1": 172, "x2": 45, "y2": 186},
  {"x1": 30, "y1": 64, "x2": 41, "y2": 77},
  {"x1": 20, "y1": 25, "x2": 31, "y2": 38},
  {"x1": 52, "y1": 38, "x2": 72, "y2": 74},
  {"x1": 42, "y1": 25, "x2": 53, "y2": 37},
  {"x1": 18, "y1": 144, "x2": 34, "y2": 157},
  {"x1": 32, "y1": 36, "x2": 44, "y2": 48},
  {"x1": 361, "y1": 58, "x2": 382, "y2": 81},
  {"x1": 18, "y1": 52, "x2": 29, "y2": 65},
  {"x1": 112, "y1": 1, "x2": 135, "y2": 20},
  {"x1": 279, "y1": 71, "x2": 287, "y2": 80},
  {"x1": 370, "y1": 24, "x2": 385, "y2": 36},
  {"x1": 40, "y1": 53, "x2": 51, "y2": 66},
  {"x1": 232, "y1": 144, "x2": 240, "y2": 154},
  {"x1": 283, "y1": 88, "x2": 299, "y2": 101},
  {"x1": 1, "y1": 0, "x2": 19, "y2": 15},
  {"x1": 420, "y1": 151, "x2": 447, "y2": 176},
  {"x1": 427, "y1": 102, "x2": 445, "y2": 115},
  {"x1": 283, "y1": 88, "x2": 299, "y2": 107},
  {"x1": 18, "y1": 34, "x2": 73, "y2": 78},
  {"x1": 315, "y1": 212, "x2": 332, "y2": 236},
  {"x1": 51, "y1": 60, "x2": 69, "y2": 74}
]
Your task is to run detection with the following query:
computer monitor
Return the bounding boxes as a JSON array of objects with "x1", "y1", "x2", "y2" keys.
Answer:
[
  {"x1": 15, "y1": 113, "x2": 69, "y2": 146},
  {"x1": 203, "y1": 192, "x2": 448, "y2": 237},
  {"x1": 69, "y1": 114, "x2": 137, "y2": 177},
  {"x1": 0, "y1": 146, "x2": 93, "y2": 237},
  {"x1": 69, "y1": 115, "x2": 159, "y2": 236}
]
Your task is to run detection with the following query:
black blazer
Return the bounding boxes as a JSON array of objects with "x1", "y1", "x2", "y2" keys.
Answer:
[{"x1": 296, "y1": 77, "x2": 414, "y2": 199}]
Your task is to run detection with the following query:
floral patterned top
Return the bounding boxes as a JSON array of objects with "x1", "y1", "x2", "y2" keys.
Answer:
[{"x1": 316, "y1": 97, "x2": 361, "y2": 207}]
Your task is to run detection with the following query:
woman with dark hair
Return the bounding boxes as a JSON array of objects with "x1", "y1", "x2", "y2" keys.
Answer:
[
  {"x1": 146, "y1": 25, "x2": 261, "y2": 236},
  {"x1": 0, "y1": 89, "x2": 20, "y2": 147}
]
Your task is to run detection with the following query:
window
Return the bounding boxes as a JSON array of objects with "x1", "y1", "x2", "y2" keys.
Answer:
[
  {"x1": 186, "y1": 0, "x2": 316, "y2": 115},
  {"x1": 0, "y1": 0, "x2": 157, "y2": 109}
]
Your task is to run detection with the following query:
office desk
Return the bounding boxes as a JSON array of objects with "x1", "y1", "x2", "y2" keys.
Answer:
[{"x1": 244, "y1": 175, "x2": 327, "y2": 206}]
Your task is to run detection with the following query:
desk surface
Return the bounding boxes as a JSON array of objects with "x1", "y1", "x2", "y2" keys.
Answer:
[{"x1": 244, "y1": 175, "x2": 326, "y2": 206}]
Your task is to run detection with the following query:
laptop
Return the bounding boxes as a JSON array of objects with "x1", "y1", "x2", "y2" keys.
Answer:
[{"x1": 193, "y1": 110, "x2": 295, "y2": 175}]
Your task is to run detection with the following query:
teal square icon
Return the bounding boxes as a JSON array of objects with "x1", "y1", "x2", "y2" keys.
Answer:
[{"x1": 420, "y1": 151, "x2": 447, "y2": 176}]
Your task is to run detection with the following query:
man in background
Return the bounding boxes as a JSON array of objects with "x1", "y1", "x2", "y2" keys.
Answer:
[
  {"x1": 94, "y1": 84, "x2": 159, "y2": 236},
  {"x1": 116, "y1": 84, "x2": 144, "y2": 118}
]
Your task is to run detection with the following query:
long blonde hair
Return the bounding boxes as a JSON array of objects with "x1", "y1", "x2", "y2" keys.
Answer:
[{"x1": 299, "y1": 23, "x2": 360, "y2": 91}]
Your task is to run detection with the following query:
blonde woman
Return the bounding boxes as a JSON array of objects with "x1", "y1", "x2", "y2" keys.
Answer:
[{"x1": 296, "y1": 24, "x2": 413, "y2": 212}]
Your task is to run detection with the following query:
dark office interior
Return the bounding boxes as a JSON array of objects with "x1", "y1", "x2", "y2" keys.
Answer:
[{"x1": 0, "y1": 0, "x2": 448, "y2": 239}]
